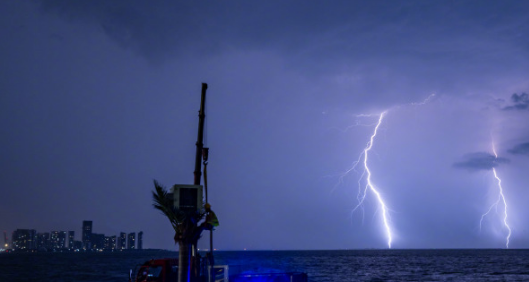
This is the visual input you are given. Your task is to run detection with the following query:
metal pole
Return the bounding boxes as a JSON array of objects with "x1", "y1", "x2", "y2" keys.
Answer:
[
  {"x1": 192, "y1": 83, "x2": 207, "y2": 282},
  {"x1": 209, "y1": 230, "x2": 213, "y2": 282},
  {"x1": 193, "y1": 83, "x2": 207, "y2": 186},
  {"x1": 203, "y1": 161, "x2": 214, "y2": 282}
]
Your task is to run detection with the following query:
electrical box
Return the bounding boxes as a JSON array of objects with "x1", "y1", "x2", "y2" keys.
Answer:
[{"x1": 171, "y1": 184, "x2": 204, "y2": 213}]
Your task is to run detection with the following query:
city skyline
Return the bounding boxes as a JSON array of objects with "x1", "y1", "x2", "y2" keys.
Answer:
[{"x1": 4, "y1": 220, "x2": 143, "y2": 252}]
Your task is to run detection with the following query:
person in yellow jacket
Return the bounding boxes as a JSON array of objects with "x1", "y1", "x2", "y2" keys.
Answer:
[{"x1": 200, "y1": 203, "x2": 219, "y2": 231}]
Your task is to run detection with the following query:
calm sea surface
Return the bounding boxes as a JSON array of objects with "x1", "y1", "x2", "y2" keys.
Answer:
[{"x1": 1, "y1": 249, "x2": 529, "y2": 281}]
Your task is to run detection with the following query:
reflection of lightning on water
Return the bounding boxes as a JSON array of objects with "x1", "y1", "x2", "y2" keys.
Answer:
[{"x1": 479, "y1": 143, "x2": 512, "y2": 248}]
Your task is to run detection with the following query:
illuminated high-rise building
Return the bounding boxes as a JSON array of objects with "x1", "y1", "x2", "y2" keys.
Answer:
[
  {"x1": 110, "y1": 235, "x2": 117, "y2": 250},
  {"x1": 50, "y1": 231, "x2": 59, "y2": 249},
  {"x1": 68, "y1": 231, "x2": 75, "y2": 249},
  {"x1": 59, "y1": 231, "x2": 66, "y2": 249},
  {"x1": 104, "y1": 235, "x2": 117, "y2": 250},
  {"x1": 36, "y1": 232, "x2": 50, "y2": 250},
  {"x1": 82, "y1": 221, "x2": 92, "y2": 249},
  {"x1": 137, "y1": 231, "x2": 143, "y2": 250},
  {"x1": 127, "y1": 233, "x2": 135, "y2": 249},
  {"x1": 104, "y1": 236, "x2": 111, "y2": 250},
  {"x1": 12, "y1": 229, "x2": 37, "y2": 251},
  {"x1": 118, "y1": 232, "x2": 126, "y2": 250},
  {"x1": 91, "y1": 233, "x2": 105, "y2": 250},
  {"x1": 50, "y1": 231, "x2": 67, "y2": 249}
]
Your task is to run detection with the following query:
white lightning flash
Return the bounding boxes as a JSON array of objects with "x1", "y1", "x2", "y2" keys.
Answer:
[
  {"x1": 479, "y1": 143, "x2": 512, "y2": 248},
  {"x1": 348, "y1": 111, "x2": 393, "y2": 248},
  {"x1": 334, "y1": 95, "x2": 435, "y2": 249},
  {"x1": 411, "y1": 93, "x2": 436, "y2": 106}
]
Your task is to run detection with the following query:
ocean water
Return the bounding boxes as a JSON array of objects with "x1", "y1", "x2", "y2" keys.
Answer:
[{"x1": 1, "y1": 249, "x2": 529, "y2": 281}]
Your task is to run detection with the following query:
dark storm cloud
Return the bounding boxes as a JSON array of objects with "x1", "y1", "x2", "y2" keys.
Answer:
[
  {"x1": 503, "y1": 93, "x2": 529, "y2": 111},
  {"x1": 32, "y1": 0, "x2": 529, "y2": 114},
  {"x1": 453, "y1": 152, "x2": 510, "y2": 171},
  {"x1": 35, "y1": 0, "x2": 196, "y2": 60},
  {"x1": 35, "y1": 0, "x2": 529, "y2": 63},
  {"x1": 508, "y1": 142, "x2": 529, "y2": 155}
]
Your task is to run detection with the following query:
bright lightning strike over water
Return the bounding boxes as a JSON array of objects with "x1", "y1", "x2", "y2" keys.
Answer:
[
  {"x1": 351, "y1": 111, "x2": 393, "y2": 249},
  {"x1": 334, "y1": 95, "x2": 435, "y2": 249},
  {"x1": 479, "y1": 143, "x2": 512, "y2": 248}
]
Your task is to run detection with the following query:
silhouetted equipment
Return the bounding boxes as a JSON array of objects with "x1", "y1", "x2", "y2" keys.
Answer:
[
  {"x1": 193, "y1": 83, "x2": 208, "y2": 186},
  {"x1": 171, "y1": 184, "x2": 204, "y2": 213},
  {"x1": 141, "y1": 83, "x2": 307, "y2": 282}
]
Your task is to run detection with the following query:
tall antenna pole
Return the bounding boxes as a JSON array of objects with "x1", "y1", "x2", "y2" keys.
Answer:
[{"x1": 193, "y1": 83, "x2": 207, "y2": 185}]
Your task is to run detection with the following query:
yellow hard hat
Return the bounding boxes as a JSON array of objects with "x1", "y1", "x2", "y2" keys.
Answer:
[{"x1": 204, "y1": 203, "x2": 211, "y2": 209}]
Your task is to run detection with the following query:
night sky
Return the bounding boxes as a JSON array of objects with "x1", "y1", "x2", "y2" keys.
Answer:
[{"x1": 2, "y1": 1, "x2": 529, "y2": 250}]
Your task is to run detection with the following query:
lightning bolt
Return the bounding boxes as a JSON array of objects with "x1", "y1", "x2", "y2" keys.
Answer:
[
  {"x1": 345, "y1": 111, "x2": 392, "y2": 248},
  {"x1": 411, "y1": 93, "x2": 436, "y2": 106},
  {"x1": 479, "y1": 143, "x2": 512, "y2": 248},
  {"x1": 334, "y1": 94, "x2": 435, "y2": 249}
]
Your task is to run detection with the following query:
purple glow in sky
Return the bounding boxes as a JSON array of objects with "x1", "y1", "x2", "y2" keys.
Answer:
[{"x1": 1, "y1": 1, "x2": 529, "y2": 250}]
